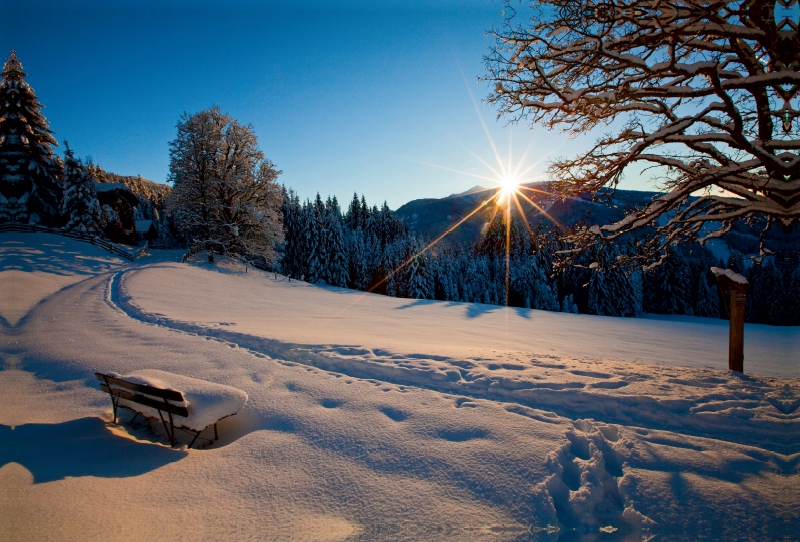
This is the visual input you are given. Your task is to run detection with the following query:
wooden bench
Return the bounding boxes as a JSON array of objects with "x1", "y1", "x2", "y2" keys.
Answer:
[{"x1": 95, "y1": 370, "x2": 248, "y2": 449}]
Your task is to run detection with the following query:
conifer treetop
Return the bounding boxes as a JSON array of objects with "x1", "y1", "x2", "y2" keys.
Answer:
[
  {"x1": 2, "y1": 50, "x2": 27, "y2": 80},
  {"x1": 0, "y1": 49, "x2": 62, "y2": 225},
  {"x1": 0, "y1": 50, "x2": 58, "y2": 149}
]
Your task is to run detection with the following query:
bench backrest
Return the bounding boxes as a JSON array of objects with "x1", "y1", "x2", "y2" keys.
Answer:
[{"x1": 95, "y1": 372, "x2": 189, "y2": 418}]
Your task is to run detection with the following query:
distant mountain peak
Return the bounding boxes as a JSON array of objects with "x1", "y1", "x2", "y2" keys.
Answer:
[{"x1": 448, "y1": 185, "x2": 486, "y2": 198}]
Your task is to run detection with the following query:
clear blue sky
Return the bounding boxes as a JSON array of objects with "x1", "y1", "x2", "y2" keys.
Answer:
[{"x1": 2, "y1": 0, "x2": 631, "y2": 209}]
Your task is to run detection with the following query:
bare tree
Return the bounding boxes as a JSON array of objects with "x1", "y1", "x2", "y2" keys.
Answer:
[
  {"x1": 167, "y1": 107, "x2": 284, "y2": 266},
  {"x1": 486, "y1": 0, "x2": 800, "y2": 266}
]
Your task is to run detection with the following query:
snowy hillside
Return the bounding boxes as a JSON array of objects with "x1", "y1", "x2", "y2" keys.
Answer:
[{"x1": 1, "y1": 232, "x2": 798, "y2": 541}]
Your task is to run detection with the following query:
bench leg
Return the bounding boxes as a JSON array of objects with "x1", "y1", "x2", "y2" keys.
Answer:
[
  {"x1": 187, "y1": 430, "x2": 203, "y2": 449},
  {"x1": 102, "y1": 377, "x2": 119, "y2": 424},
  {"x1": 157, "y1": 410, "x2": 176, "y2": 448}
]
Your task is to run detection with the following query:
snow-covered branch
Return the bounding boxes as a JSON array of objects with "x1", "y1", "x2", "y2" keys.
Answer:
[{"x1": 486, "y1": 0, "x2": 800, "y2": 263}]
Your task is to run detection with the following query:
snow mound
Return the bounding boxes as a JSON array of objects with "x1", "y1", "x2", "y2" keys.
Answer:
[
  {"x1": 711, "y1": 266, "x2": 749, "y2": 286},
  {"x1": 107, "y1": 369, "x2": 248, "y2": 432}
]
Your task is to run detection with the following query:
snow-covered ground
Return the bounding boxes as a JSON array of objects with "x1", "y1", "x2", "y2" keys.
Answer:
[{"x1": 1, "y1": 232, "x2": 798, "y2": 541}]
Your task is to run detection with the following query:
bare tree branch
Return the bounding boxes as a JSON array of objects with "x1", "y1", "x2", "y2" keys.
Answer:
[{"x1": 485, "y1": 0, "x2": 800, "y2": 265}]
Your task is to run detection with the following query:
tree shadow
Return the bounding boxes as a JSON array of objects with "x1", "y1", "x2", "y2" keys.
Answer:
[
  {"x1": 463, "y1": 302, "x2": 504, "y2": 319},
  {"x1": 394, "y1": 298, "x2": 534, "y2": 319},
  {"x1": 394, "y1": 299, "x2": 437, "y2": 310},
  {"x1": 0, "y1": 417, "x2": 186, "y2": 484},
  {"x1": 0, "y1": 232, "x2": 125, "y2": 275},
  {"x1": 512, "y1": 307, "x2": 533, "y2": 319}
]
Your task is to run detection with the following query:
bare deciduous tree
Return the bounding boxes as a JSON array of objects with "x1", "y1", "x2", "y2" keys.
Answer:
[
  {"x1": 486, "y1": 0, "x2": 800, "y2": 266},
  {"x1": 167, "y1": 107, "x2": 284, "y2": 266}
]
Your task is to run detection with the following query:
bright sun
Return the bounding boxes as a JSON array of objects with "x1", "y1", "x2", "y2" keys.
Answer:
[{"x1": 497, "y1": 175, "x2": 520, "y2": 203}]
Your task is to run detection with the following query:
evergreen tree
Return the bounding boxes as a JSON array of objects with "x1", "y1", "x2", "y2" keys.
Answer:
[
  {"x1": 587, "y1": 243, "x2": 643, "y2": 317},
  {"x1": 560, "y1": 294, "x2": 578, "y2": 314},
  {"x1": 345, "y1": 192, "x2": 361, "y2": 229},
  {"x1": 280, "y1": 187, "x2": 304, "y2": 279},
  {"x1": 101, "y1": 204, "x2": 123, "y2": 241},
  {"x1": 693, "y1": 269, "x2": 720, "y2": 319},
  {"x1": 464, "y1": 256, "x2": 495, "y2": 304},
  {"x1": 360, "y1": 196, "x2": 370, "y2": 229},
  {"x1": 747, "y1": 260, "x2": 786, "y2": 325},
  {"x1": 431, "y1": 243, "x2": 461, "y2": 302},
  {"x1": 391, "y1": 236, "x2": 432, "y2": 300},
  {"x1": 646, "y1": 249, "x2": 694, "y2": 315},
  {"x1": 0, "y1": 51, "x2": 62, "y2": 226},
  {"x1": 726, "y1": 253, "x2": 745, "y2": 275},
  {"x1": 60, "y1": 145, "x2": 101, "y2": 234},
  {"x1": 346, "y1": 227, "x2": 370, "y2": 290},
  {"x1": 510, "y1": 253, "x2": 558, "y2": 310},
  {"x1": 323, "y1": 198, "x2": 348, "y2": 287},
  {"x1": 303, "y1": 198, "x2": 323, "y2": 283}
]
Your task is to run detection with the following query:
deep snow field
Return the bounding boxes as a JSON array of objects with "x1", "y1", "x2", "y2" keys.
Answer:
[{"x1": 0, "y1": 232, "x2": 798, "y2": 541}]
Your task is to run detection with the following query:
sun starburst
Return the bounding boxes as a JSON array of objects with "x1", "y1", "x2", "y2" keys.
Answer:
[
  {"x1": 497, "y1": 175, "x2": 521, "y2": 205},
  {"x1": 347, "y1": 76, "x2": 571, "y2": 311}
]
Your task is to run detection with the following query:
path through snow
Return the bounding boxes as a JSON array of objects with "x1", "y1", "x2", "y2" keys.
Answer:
[{"x1": 0, "y1": 233, "x2": 798, "y2": 541}]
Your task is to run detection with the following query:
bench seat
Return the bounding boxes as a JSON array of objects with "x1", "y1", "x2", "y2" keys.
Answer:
[{"x1": 96, "y1": 369, "x2": 248, "y2": 448}]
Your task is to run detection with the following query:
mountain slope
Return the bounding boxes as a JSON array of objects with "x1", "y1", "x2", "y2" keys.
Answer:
[
  {"x1": 395, "y1": 183, "x2": 658, "y2": 245},
  {"x1": 395, "y1": 183, "x2": 800, "y2": 257}
]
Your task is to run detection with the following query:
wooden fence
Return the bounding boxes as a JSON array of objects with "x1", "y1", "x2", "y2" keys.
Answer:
[{"x1": 0, "y1": 222, "x2": 147, "y2": 261}]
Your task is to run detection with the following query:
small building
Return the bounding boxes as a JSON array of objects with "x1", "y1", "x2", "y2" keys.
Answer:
[
  {"x1": 134, "y1": 219, "x2": 158, "y2": 245},
  {"x1": 94, "y1": 182, "x2": 140, "y2": 244}
]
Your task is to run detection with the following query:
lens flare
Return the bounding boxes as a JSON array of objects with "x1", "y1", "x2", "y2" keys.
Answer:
[
  {"x1": 345, "y1": 74, "x2": 570, "y2": 312},
  {"x1": 497, "y1": 175, "x2": 521, "y2": 205}
]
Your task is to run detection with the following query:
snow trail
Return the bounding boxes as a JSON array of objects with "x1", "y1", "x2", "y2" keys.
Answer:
[
  {"x1": 1, "y1": 234, "x2": 798, "y2": 540},
  {"x1": 109, "y1": 266, "x2": 800, "y2": 455}
]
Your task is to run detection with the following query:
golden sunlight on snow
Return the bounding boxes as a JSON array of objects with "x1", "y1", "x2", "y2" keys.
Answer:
[{"x1": 0, "y1": 271, "x2": 85, "y2": 326}]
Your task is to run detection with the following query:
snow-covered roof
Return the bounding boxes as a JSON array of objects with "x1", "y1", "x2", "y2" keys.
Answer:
[
  {"x1": 94, "y1": 182, "x2": 130, "y2": 192},
  {"x1": 710, "y1": 266, "x2": 749, "y2": 286}
]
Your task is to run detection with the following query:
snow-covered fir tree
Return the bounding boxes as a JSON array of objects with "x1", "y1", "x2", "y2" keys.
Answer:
[
  {"x1": 646, "y1": 248, "x2": 694, "y2": 316},
  {"x1": 693, "y1": 270, "x2": 720, "y2": 319},
  {"x1": 430, "y1": 243, "x2": 461, "y2": 302},
  {"x1": 345, "y1": 193, "x2": 365, "y2": 231},
  {"x1": 388, "y1": 235, "x2": 432, "y2": 300},
  {"x1": 101, "y1": 204, "x2": 123, "y2": 241},
  {"x1": 280, "y1": 187, "x2": 304, "y2": 279},
  {"x1": 0, "y1": 51, "x2": 62, "y2": 226},
  {"x1": 346, "y1": 226, "x2": 371, "y2": 290},
  {"x1": 303, "y1": 197, "x2": 324, "y2": 283},
  {"x1": 271, "y1": 186, "x2": 774, "y2": 321},
  {"x1": 587, "y1": 242, "x2": 643, "y2": 317},
  {"x1": 511, "y1": 253, "x2": 559, "y2": 310},
  {"x1": 745, "y1": 258, "x2": 800, "y2": 326},
  {"x1": 60, "y1": 145, "x2": 101, "y2": 234},
  {"x1": 322, "y1": 196, "x2": 348, "y2": 287},
  {"x1": 560, "y1": 294, "x2": 578, "y2": 314}
]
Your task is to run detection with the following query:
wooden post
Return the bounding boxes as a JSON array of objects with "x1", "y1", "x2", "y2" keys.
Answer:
[
  {"x1": 711, "y1": 267, "x2": 750, "y2": 373},
  {"x1": 727, "y1": 286, "x2": 747, "y2": 372}
]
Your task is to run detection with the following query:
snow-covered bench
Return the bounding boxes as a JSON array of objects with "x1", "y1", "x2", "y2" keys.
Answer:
[{"x1": 95, "y1": 369, "x2": 248, "y2": 449}]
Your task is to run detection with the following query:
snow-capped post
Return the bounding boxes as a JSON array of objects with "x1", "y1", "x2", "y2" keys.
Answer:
[{"x1": 711, "y1": 267, "x2": 750, "y2": 373}]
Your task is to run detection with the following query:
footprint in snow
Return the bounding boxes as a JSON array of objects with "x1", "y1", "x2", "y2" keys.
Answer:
[
  {"x1": 454, "y1": 397, "x2": 477, "y2": 408},
  {"x1": 320, "y1": 398, "x2": 343, "y2": 409},
  {"x1": 437, "y1": 427, "x2": 489, "y2": 442},
  {"x1": 379, "y1": 406, "x2": 408, "y2": 422}
]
